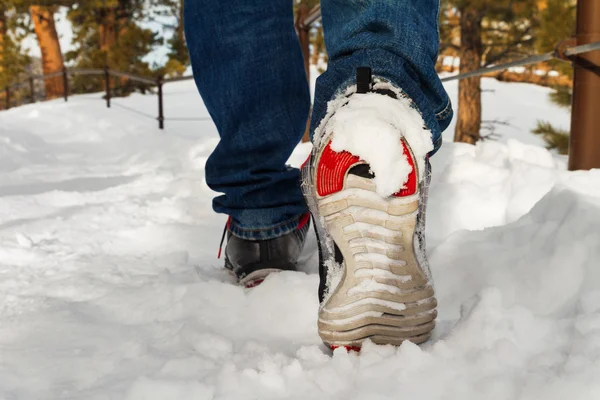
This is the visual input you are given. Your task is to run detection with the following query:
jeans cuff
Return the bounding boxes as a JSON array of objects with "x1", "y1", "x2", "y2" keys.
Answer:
[
  {"x1": 229, "y1": 213, "x2": 305, "y2": 241},
  {"x1": 310, "y1": 48, "x2": 453, "y2": 154}
]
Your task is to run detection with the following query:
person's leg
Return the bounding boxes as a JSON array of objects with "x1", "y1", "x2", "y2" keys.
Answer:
[
  {"x1": 312, "y1": 0, "x2": 452, "y2": 150},
  {"x1": 184, "y1": 1, "x2": 310, "y2": 241},
  {"x1": 303, "y1": 0, "x2": 453, "y2": 349}
]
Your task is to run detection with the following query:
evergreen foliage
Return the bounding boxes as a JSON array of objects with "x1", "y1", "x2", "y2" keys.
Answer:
[
  {"x1": 531, "y1": 0, "x2": 576, "y2": 156},
  {"x1": 536, "y1": 0, "x2": 577, "y2": 79},
  {"x1": 549, "y1": 86, "x2": 572, "y2": 109},
  {"x1": 532, "y1": 120, "x2": 569, "y2": 155},
  {"x1": 294, "y1": 0, "x2": 326, "y2": 72},
  {"x1": 150, "y1": 0, "x2": 188, "y2": 78},
  {"x1": 1, "y1": 4, "x2": 31, "y2": 108},
  {"x1": 440, "y1": 0, "x2": 539, "y2": 65},
  {"x1": 0, "y1": 5, "x2": 31, "y2": 89},
  {"x1": 66, "y1": 0, "x2": 158, "y2": 95}
]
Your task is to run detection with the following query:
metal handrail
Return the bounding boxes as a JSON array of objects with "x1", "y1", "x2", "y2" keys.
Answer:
[
  {"x1": 69, "y1": 68, "x2": 106, "y2": 76},
  {"x1": 1, "y1": 67, "x2": 194, "y2": 129},
  {"x1": 441, "y1": 41, "x2": 600, "y2": 82},
  {"x1": 298, "y1": 4, "x2": 598, "y2": 84},
  {"x1": 302, "y1": 4, "x2": 322, "y2": 28},
  {"x1": 108, "y1": 70, "x2": 157, "y2": 85},
  {"x1": 2, "y1": 31, "x2": 598, "y2": 135},
  {"x1": 164, "y1": 75, "x2": 195, "y2": 84}
]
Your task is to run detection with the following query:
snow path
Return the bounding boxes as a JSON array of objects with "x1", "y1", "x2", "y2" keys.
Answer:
[{"x1": 1, "y1": 80, "x2": 600, "y2": 399}]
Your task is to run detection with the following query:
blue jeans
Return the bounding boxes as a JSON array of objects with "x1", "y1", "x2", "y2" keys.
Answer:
[{"x1": 184, "y1": 0, "x2": 452, "y2": 240}]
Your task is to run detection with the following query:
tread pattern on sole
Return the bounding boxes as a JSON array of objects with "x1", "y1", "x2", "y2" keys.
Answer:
[{"x1": 314, "y1": 140, "x2": 436, "y2": 348}]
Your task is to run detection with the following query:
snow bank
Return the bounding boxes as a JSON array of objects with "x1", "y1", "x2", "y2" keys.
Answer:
[{"x1": 1, "y1": 79, "x2": 599, "y2": 399}]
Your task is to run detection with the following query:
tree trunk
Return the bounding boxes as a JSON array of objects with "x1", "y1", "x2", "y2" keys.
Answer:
[
  {"x1": 0, "y1": 10, "x2": 5, "y2": 72},
  {"x1": 178, "y1": 0, "x2": 184, "y2": 44},
  {"x1": 30, "y1": 5, "x2": 64, "y2": 99},
  {"x1": 454, "y1": 6, "x2": 483, "y2": 145},
  {"x1": 311, "y1": 26, "x2": 323, "y2": 66},
  {"x1": 99, "y1": 7, "x2": 117, "y2": 54},
  {"x1": 0, "y1": 10, "x2": 5, "y2": 110},
  {"x1": 99, "y1": 6, "x2": 129, "y2": 88}
]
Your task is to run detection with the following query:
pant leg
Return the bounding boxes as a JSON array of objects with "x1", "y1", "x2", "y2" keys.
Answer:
[
  {"x1": 312, "y1": 0, "x2": 453, "y2": 153},
  {"x1": 184, "y1": 1, "x2": 311, "y2": 240}
]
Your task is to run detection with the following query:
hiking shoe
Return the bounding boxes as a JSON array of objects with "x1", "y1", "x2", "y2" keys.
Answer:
[
  {"x1": 301, "y1": 68, "x2": 437, "y2": 349},
  {"x1": 219, "y1": 214, "x2": 311, "y2": 288}
]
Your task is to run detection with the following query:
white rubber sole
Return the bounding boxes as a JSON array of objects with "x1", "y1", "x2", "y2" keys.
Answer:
[
  {"x1": 226, "y1": 267, "x2": 281, "y2": 288},
  {"x1": 308, "y1": 144, "x2": 437, "y2": 348}
]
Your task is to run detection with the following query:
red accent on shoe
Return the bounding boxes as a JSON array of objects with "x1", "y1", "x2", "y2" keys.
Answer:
[
  {"x1": 393, "y1": 140, "x2": 417, "y2": 197},
  {"x1": 245, "y1": 278, "x2": 265, "y2": 288},
  {"x1": 330, "y1": 345, "x2": 361, "y2": 353},
  {"x1": 297, "y1": 213, "x2": 311, "y2": 230},
  {"x1": 317, "y1": 142, "x2": 361, "y2": 197}
]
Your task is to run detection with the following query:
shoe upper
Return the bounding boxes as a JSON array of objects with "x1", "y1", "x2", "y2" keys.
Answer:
[{"x1": 224, "y1": 216, "x2": 310, "y2": 282}]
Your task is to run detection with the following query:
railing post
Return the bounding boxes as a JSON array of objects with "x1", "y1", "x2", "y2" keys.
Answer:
[
  {"x1": 569, "y1": 0, "x2": 600, "y2": 170},
  {"x1": 63, "y1": 68, "x2": 69, "y2": 102},
  {"x1": 157, "y1": 76, "x2": 164, "y2": 130},
  {"x1": 29, "y1": 76, "x2": 35, "y2": 103},
  {"x1": 104, "y1": 66, "x2": 111, "y2": 108},
  {"x1": 295, "y1": 3, "x2": 311, "y2": 143},
  {"x1": 295, "y1": 4, "x2": 311, "y2": 83},
  {"x1": 5, "y1": 87, "x2": 10, "y2": 110}
]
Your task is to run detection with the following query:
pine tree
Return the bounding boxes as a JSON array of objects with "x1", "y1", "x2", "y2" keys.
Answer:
[
  {"x1": 0, "y1": 7, "x2": 6, "y2": 85},
  {"x1": 438, "y1": 0, "x2": 460, "y2": 71},
  {"x1": 532, "y1": 121, "x2": 569, "y2": 154},
  {"x1": 293, "y1": 0, "x2": 327, "y2": 74},
  {"x1": 311, "y1": 25, "x2": 326, "y2": 72},
  {"x1": 30, "y1": 5, "x2": 64, "y2": 98},
  {"x1": 151, "y1": 0, "x2": 188, "y2": 78},
  {"x1": 530, "y1": 0, "x2": 576, "y2": 155},
  {"x1": 450, "y1": 0, "x2": 539, "y2": 144},
  {"x1": 454, "y1": 2, "x2": 483, "y2": 145},
  {"x1": 67, "y1": 0, "x2": 158, "y2": 95},
  {"x1": 0, "y1": 3, "x2": 31, "y2": 108},
  {"x1": 549, "y1": 86, "x2": 572, "y2": 108},
  {"x1": 536, "y1": 0, "x2": 576, "y2": 79}
]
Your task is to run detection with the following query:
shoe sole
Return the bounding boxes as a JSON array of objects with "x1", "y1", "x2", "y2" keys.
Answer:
[
  {"x1": 225, "y1": 258, "x2": 281, "y2": 288},
  {"x1": 239, "y1": 268, "x2": 281, "y2": 288},
  {"x1": 302, "y1": 139, "x2": 436, "y2": 349}
]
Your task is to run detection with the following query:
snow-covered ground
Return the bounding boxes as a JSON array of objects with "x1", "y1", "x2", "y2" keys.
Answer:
[{"x1": 1, "y1": 78, "x2": 599, "y2": 399}]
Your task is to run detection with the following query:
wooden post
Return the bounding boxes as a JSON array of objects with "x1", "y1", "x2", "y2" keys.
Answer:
[
  {"x1": 569, "y1": 0, "x2": 600, "y2": 170},
  {"x1": 29, "y1": 76, "x2": 35, "y2": 103},
  {"x1": 157, "y1": 77, "x2": 164, "y2": 130},
  {"x1": 295, "y1": 4, "x2": 311, "y2": 83},
  {"x1": 295, "y1": 3, "x2": 311, "y2": 143},
  {"x1": 5, "y1": 87, "x2": 10, "y2": 110},
  {"x1": 104, "y1": 66, "x2": 111, "y2": 108},
  {"x1": 63, "y1": 67, "x2": 69, "y2": 102}
]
